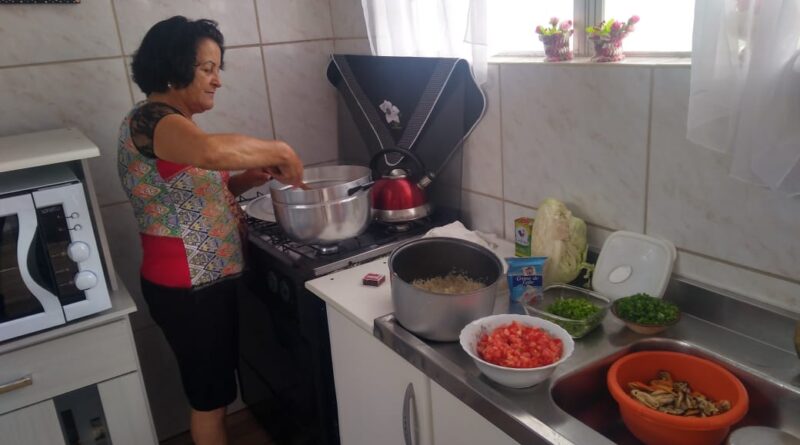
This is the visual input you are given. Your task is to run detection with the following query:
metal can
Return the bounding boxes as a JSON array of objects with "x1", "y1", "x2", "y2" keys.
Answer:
[{"x1": 514, "y1": 217, "x2": 534, "y2": 257}]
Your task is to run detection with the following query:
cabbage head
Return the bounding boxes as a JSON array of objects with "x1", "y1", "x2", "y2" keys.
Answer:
[{"x1": 530, "y1": 198, "x2": 589, "y2": 285}]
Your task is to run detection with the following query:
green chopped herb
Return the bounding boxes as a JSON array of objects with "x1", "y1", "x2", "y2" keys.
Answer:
[
  {"x1": 547, "y1": 297, "x2": 600, "y2": 321},
  {"x1": 614, "y1": 293, "x2": 680, "y2": 325}
]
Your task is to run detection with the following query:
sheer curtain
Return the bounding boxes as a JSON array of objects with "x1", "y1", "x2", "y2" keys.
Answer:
[
  {"x1": 687, "y1": 0, "x2": 800, "y2": 196},
  {"x1": 360, "y1": 0, "x2": 489, "y2": 84}
]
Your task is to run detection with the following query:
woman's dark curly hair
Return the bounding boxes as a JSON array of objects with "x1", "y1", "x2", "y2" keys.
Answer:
[{"x1": 131, "y1": 16, "x2": 225, "y2": 95}]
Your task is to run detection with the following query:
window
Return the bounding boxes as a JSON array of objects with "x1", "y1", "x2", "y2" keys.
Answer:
[
  {"x1": 487, "y1": 0, "x2": 695, "y2": 57},
  {"x1": 604, "y1": 0, "x2": 694, "y2": 52}
]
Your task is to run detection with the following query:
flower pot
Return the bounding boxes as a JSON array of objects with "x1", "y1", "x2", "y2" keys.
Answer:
[
  {"x1": 540, "y1": 34, "x2": 573, "y2": 62},
  {"x1": 591, "y1": 39, "x2": 625, "y2": 62}
]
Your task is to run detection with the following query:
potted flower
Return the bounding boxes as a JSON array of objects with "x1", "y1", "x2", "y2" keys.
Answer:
[
  {"x1": 586, "y1": 15, "x2": 640, "y2": 62},
  {"x1": 535, "y1": 17, "x2": 574, "y2": 62}
]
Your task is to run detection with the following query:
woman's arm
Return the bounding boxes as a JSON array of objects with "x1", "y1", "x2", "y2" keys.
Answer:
[
  {"x1": 152, "y1": 113, "x2": 304, "y2": 186},
  {"x1": 227, "y1": 168, "x2": 272, "y2": 197}
]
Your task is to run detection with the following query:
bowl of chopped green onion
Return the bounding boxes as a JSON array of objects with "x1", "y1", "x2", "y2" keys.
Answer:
[
  {"x1": 524, "y1": 284, "x2": 610, "y2": 338},
  {"x1": 611, "y1": 293, "x2": 681, "y2": 335}
]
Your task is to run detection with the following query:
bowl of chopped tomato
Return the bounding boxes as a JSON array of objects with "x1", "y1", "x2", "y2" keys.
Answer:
[{"x1": 459, "y1": 314, "x2": 575, "y2": 388}]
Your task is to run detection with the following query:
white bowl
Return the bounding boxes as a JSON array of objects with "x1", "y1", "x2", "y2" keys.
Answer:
[{"x1": 459, "y1": 314, "x2": 575, "y2": 388}]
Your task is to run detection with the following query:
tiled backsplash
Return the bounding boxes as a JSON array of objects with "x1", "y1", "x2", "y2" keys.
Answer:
[{"x1": 462, "y1": 63, "x2": 800, "y2": 314}]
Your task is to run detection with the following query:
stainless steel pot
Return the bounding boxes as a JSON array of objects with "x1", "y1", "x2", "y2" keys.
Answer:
[
  {"x1": 389, "y1": 237, "x2": 503, "y2": 341},
  {"x1": 269, "y1": 165, "x2": 372, "y2": 244}
]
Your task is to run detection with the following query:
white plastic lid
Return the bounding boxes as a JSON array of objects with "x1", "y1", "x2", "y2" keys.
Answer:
[{"x1": 592, "y1": 231, "x2": 676, "y2": 301}]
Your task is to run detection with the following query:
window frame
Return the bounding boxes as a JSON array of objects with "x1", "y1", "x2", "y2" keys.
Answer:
[{"x1": 493, "y1": 0, "x2": 692, "y2": 59}]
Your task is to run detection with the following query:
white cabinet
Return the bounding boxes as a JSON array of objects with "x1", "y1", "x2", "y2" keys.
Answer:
[
  {"x1": 0, "y1": 400, "x2": 65, "y2": 445},
  {"x1": 327, "y1": 307, "x2": 433, "y2": 445},
  {"x1": 0, "y1": 313, "x2": 156, "y2": 444},
  {"x1": 430, "y1": 380, "x2": 520, "y2": 445}
]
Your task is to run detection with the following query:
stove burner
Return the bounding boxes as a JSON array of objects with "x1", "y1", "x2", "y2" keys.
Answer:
[
  {"x1": 313, "y1": 244, "x2": 340, "y2": 255},
  {"x1": 385, "y1": 222, "x2": 412, "y2": 233}
]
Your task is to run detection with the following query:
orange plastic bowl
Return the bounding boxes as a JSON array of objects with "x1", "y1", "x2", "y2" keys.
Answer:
[{"x1": 607, "y1": 351, "x2": 748, "y2": 445}]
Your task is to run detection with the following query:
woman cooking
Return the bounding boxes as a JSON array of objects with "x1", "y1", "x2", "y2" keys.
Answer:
[{"x1": 117, "y1": 16, "x2": 304, "y2": 445}]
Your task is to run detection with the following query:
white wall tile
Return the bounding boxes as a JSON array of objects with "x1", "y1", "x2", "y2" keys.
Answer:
[
  {"x1": 0, "y1": 0, "x2": 120, "y2": 66},
  {"x1": 463, "y1": 64, "x2": 501, "y2": 198},
  {"x1": 0, "y1": 58, "x2": 134, "y2": 205},
  {"x1": 647, "y1": 68, "x2": 800, "y2": 280},
  {"x1": 334, "y1": 38, "x2": 372, "y2": 55},
  {"x1": 461, "y1": 191, "x2": 504, "y2": 237},
  {"x1": 256, "y1": 0, "x2": 333, "y2": 43},
  {"x1": 263, "y1": 41, "x2": 338, "y2": 165},
  {"x1": 114, "y1": 0, "x2": 260, "y2": 54},
  {"x1": 100, "y1": 202, "x2": 153, "y2": 330},
  {"x1": 673, "y1": 251, "x2": 800, "y2": 314},
  {"x1": 195, "y1": 47, "x2": 274, "y2": 139},
  {"x1": 500, "y1": 64, "x2": 650, "y2": 232},
  {"x1": 331, "y1": 0, "x2": 368, "y2": 38}
]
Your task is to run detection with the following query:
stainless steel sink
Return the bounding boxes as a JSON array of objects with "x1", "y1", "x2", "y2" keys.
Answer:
[
  {"x1": 374, "y1": 277, "x2": 800, "y2": 445},
  {"x1": 551, "y1": 338, "x2": 800, "y2": 444}
]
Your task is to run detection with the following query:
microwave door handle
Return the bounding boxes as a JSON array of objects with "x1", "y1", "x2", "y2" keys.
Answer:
[{"x1": 14, "y1": 200, "x2": 64, "y2": 316}]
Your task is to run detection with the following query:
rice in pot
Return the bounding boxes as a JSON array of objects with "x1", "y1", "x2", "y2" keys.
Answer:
[{"x1": 412, "y1": 272, "x2": 484, "y2": 294}]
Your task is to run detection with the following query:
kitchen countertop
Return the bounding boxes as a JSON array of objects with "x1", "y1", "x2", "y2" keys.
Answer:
[
  {"x1": 0, "y1": 127, "x2": 99, "y2": 173},
  {"x1": 373, "y1": 308, "x2": 800, "y2": 444},
  {"x1": 307, "y1": 240, "x2": 800, "y2": 445}
]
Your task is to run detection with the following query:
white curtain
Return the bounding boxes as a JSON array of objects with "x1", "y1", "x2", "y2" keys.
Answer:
[
  {"x1": 360, "y1": 0, "x2": 489, "y2": 84},
  {"x1": 687, "y1": 0, "x2": 800, "y2": 196}
]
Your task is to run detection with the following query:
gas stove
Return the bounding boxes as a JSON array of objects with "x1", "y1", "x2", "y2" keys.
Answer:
[
  {"x1": 239, "y1": 207, "x2": 455, "y2": 445},
  {"x1": 246, "y1": 214, "x2": 447, "y2": 277}
]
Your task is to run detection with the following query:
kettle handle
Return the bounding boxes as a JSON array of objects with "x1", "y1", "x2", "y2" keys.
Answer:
[{"x1": 369, "y1": 148, "x2": 435, "y2": 188}]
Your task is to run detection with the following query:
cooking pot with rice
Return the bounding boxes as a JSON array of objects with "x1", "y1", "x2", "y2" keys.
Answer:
[{"x1": 388, "y1": 237, "x2": 503, "y2": 341}]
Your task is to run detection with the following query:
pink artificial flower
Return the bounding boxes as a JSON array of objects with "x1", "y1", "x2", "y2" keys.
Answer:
[
  {"x1": 559, "y1": 21, "x2": 571, "y2": 32},
  {"x1": 629, "y1": 15, "x2": 640, "y2": 24},
  {"x1": 626, "y1": 24, "x2": 636, "y2": 33},
  {"x1": 611, "y1": 21, "x2": 623, "y2": 32},
  {"x1": 535, "y1": 25, "x2": 544, "y2": 34},
  {"x1": 549, "y1": 16, "x2": 559, "y2": 26}
]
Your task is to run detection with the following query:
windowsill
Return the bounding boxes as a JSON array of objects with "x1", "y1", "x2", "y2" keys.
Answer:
[{"x1": 489, "y1": 55, "x2": 691, "y2": 67}]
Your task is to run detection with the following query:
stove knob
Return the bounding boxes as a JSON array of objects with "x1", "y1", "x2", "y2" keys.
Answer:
[
  {"x1": 267, "y1": 271, "x2": 279, "y2": 294},
  {"x1": 74, "y1": 271, "x2": 98, "y2": 290},
  {"x1": 67, "y1": 241, "x2": 91, "y2": 262},
  {"x1": 279, "y1": 279, "x2": 292, "y2": 303}
]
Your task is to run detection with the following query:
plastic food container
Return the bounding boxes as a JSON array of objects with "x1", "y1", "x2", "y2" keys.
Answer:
[
  {"x1": 592, "y1": 231, "x2": 676, "y2": 300},
  {"x1": 524, "y1": 284, "x2": 610, "y2": 338},
  {"x1": 607, "y1": 351, "x2": 749, "y2": 445},
  {"x1": 459, "y1": 314, "x2": 575, "y2": 388}
]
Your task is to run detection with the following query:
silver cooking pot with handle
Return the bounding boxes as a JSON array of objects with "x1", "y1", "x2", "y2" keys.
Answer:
[{"x1": 269, "y1": 165, "x2": 372, "y2": 244}]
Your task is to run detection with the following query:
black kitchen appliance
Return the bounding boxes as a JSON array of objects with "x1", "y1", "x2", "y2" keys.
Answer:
[
  {"x1": 239, "y1": 54, "x2": 486, "y2": 445},
  {"x1": 327, "y1": 54, "x2": 486, "y2": 223},
  {"x1": 238, "y1": 214, "x2": 449, "y2": 445}
]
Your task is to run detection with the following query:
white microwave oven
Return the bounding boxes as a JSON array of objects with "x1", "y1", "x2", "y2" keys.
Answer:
[{"x1": 0, "y1": 164, "x2": 111, "y2": 342}]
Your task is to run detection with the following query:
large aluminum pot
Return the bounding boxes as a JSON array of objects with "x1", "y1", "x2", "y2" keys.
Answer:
[
  {"x1": 389, "y1": 237, "x2": 503, "y2": 341},
  {"x1": 269, "y1": 165, "x2": 372, "y2": 244}
]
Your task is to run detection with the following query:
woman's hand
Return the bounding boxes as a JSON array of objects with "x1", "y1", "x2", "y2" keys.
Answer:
[
  {"x1": 240, "y1": 167, "x2": 273, "y2": 188},
  {"x1": 267, "y1": 143, "x2": 305, "y2": 188},
  {"x1": 227, "y1": 168, "x2": 272, "y2": 197}
]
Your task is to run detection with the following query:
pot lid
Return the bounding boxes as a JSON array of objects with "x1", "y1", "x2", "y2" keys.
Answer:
[{"x1": 592, "y1": 231, "x2": 677, "y2": 301}]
